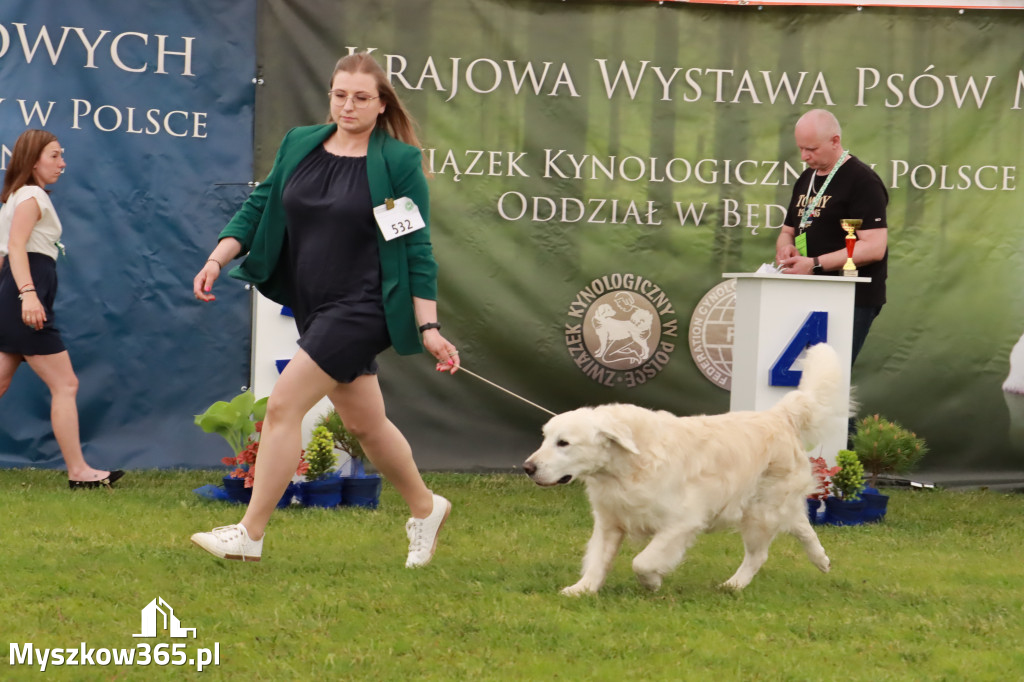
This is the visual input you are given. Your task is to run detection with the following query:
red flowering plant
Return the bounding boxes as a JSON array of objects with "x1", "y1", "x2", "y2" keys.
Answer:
[
  {"x1": 221, "y1": 420, "x2": 309, "y2": 488},
  {"x1": 808, "y1": 455, "x2": 841, "y2": 501},
  {"x1": 196, "y1": 390, "x2": 307, "y2": 488}
]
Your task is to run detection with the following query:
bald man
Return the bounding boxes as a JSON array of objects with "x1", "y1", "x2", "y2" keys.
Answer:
[{"x1": 776, "y1": 109, "x2": 889, "y2": 365}]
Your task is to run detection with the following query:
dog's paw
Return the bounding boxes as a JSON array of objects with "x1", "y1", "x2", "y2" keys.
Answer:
[
  {"x1": 816, "y1": 555, "x2": 831, "y2": 574},
  {"x1": 560, "y1": 582, "x2": 597, "y2": 596},
  {"x1": 635, "y1": 571, "x2": 663, "y2": 592},
  {"x1": 719, "y1": 578, "x2": 746, "y2": 592}
]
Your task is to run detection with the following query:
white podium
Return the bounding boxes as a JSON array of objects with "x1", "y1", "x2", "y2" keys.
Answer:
[{"x1": 723, "y1": 272, "x2": 869, "y2": 464}]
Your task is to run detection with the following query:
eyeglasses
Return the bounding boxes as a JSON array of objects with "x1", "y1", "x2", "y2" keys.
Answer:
[{"x1": 327, "y1": 91, "x2": 380, "y2": 109}]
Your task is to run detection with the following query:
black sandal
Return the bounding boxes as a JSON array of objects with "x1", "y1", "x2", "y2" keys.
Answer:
[{"x1": 68, "y1": 470, "x2": 125, "y2": 490}]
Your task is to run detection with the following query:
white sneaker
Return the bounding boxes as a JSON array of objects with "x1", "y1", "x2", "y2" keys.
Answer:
[
  {"x1": 405, "y1": 493, "x2": 451, "y2": 568},
  {"x1": 190, "y1": 524, "x2": 262, "y2": 562}
]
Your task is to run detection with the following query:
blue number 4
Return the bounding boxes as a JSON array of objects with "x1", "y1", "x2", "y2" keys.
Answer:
[{"x1": 769, "y1": 311, "x2": 828, "y2": 386}]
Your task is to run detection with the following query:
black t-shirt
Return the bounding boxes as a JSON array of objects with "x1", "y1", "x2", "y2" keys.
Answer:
[{"x1": 784, "y1": 155, "x2": 888, "y2": 307}]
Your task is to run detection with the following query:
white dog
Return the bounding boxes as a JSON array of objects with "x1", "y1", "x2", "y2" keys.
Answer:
[
  {"x1": 523, "y1": 343, "x2": 846, "y2": 595},
  {"x1": 591, "y1": 303, "x2": 653, "y2": 363}
]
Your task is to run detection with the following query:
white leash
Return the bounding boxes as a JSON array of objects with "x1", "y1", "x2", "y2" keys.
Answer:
[{"x1": 455, "y1": 365, "x2": 557, "y2": 417}]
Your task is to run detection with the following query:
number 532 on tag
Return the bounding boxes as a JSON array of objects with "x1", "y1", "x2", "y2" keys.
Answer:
[{"x1": 373, "y1": 197, "x2": 426, "y2": 241}]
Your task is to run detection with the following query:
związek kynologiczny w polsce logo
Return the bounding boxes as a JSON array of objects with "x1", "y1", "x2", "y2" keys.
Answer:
[
  {"x1": 564, "y1": 273, "x2": 678, "y2": 388},
  {"x1": 9, "y1": 597, "x2": 220, "y2": 672}
]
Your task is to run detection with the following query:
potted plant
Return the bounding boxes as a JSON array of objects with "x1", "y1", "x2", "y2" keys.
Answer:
[
  {"x1": 852, "y1": 415, "x2": 928, "y2": 522},
  {"x1": 823, "y1": 449, "x2": 867, "y2": 526},
  {"x1": 316, "y1": 409, "x2": 381, "y2": 509},
  {"x1": 194, "y1": 390, "x2": 267, "y2": 463},
  {"x1": 297, "y1": 425, "x2": 343, "y2": 508},
  {"x1": 807, "y1": 455, "x2": 840, "y2": 524},
  {"x1": 853, "y1": 414, "x2": 929, "y2": 487},
  {"x1": 194, "y1": 389, "x2": 306, "y2": 506}
]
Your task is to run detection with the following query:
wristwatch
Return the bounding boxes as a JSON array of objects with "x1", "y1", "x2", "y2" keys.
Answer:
[{"x1": 812, "y1": 257, "x2": 823, "y2": 273}]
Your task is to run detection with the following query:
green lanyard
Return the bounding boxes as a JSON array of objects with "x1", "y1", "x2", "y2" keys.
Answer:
[{"x1": 797, "y1": 149, "x2": 849, "y2": 235}]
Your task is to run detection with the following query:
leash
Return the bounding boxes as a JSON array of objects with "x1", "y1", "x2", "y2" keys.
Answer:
[{"x1": 453, "y1": 364, "x2": 557, "y2": 417}]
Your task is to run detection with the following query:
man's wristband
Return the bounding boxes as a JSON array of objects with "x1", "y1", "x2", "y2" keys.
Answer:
[
  {"x1": 812, "y1": 257, "x2": 823, "y2": 273},
  {"x1": 418, "y1": 322, "x2": 441, "y2": 333}
]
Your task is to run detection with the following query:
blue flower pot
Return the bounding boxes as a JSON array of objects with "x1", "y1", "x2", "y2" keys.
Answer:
[
  {"x1": 222, "y1": 475, "x2": 252, "y2": 504},
  {"x1": 807, "y1": 498, "x2": 824, "y2": 525},
  {"x1": 223, "y1": 475, "x2": 296, "y2": 508},
  {"x1": 823, "y1": 496, "x2": 867, "y2": 526},
  {"x1": 298, "y1": 476, "x2": 343, "y2": 508},
  {"x1": 341, "y1": 474, "x2": 382, "y2": 509},
  {"x1": 860, "y1": 487, "x2": 889, "y2": 523}
]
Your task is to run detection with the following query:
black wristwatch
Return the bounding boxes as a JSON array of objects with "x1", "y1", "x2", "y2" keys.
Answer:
[
  {"x1": 418, "y1": 322, "x2": 441, "y2": 333},
  {"x1": 812, "y1": 257, "x2": 823, "y2": 273}
]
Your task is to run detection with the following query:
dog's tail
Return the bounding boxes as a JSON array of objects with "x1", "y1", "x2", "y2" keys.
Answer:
[{"x1": 774, "y1": 343, "x2": 850, "y2": 448}]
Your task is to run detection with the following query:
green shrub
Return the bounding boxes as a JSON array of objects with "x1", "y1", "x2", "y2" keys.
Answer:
[
  {"x1": 831, "y1": 449, "x2": 865, "y2": 501},
  {"x1": 853, "y1": 414, "x2": 929, "y2": 487},
  {"x1": 303, "y1": 425, "x2": 337, "y2": 482},
  {"x1": 315, "y1": 409, "x2": 365, "y2": 460}
]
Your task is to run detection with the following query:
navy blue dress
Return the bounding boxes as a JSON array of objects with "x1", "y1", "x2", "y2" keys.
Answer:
[{"x1": 281, "y1": 145, "x2": 391, "y2": 383}]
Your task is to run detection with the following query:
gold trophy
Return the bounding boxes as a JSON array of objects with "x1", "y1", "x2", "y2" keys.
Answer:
[{"x1": 840, "y1": 219, "x2": 861, "y2": 277}]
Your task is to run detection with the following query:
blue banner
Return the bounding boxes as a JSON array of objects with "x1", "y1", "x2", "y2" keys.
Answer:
[{"x1": 0, "y1": 1, "x2": 256, "y2": 469}]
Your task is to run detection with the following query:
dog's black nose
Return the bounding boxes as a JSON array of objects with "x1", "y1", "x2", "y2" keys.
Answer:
[{"x1": 522, "y1": 461, "x2": 536, "y2": 476}]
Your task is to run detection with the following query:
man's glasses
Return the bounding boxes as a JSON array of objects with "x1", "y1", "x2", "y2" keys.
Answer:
[{"x1": 327, "y1": 91, "x2": 380, "y2": 109}]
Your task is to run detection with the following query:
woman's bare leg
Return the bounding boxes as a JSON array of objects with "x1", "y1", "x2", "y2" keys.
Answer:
[
  {"x1": 0, "y1": 351, "x2": 22, "y2": 397},
  {"x1": 328, "y1": 374, "x2": 433, "y2": 518},
  {"x1": 238, "y1": 349, "x2": 337, "y2": 539},
  {"x1": 24, "y1": 351, "x2": 108, "y2": 481}
]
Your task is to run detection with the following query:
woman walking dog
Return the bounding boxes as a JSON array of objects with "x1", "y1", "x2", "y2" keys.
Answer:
[{"x1": 190, "y1": 52, "x2": 459, "y2": 567}]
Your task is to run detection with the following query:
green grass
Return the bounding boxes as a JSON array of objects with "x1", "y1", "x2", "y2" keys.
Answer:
[{"x1": 2, "y1": 470, "x2": 1023, "y2": 681}]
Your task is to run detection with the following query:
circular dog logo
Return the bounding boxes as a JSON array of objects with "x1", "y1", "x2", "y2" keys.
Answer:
[
  {"x1": 564, "y1": 274, "x2": 678, "y2": 388},
  {"x1": 688, "y1": 279, "x2": 735, "y2": 390}
]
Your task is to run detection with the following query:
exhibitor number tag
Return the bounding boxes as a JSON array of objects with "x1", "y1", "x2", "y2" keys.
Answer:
[{"x1": 373, "y1": 197, "x2": 425, "y2": 241}]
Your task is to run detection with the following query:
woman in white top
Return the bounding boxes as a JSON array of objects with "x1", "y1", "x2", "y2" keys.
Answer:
[{"x1": 0, "y1": 129, "x2": 124, "y2": 489}]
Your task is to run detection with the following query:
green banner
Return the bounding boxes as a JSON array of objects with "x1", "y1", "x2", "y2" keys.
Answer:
[{"x1": 252, "y1": 0, "x2": 1024, "y2": 480}]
